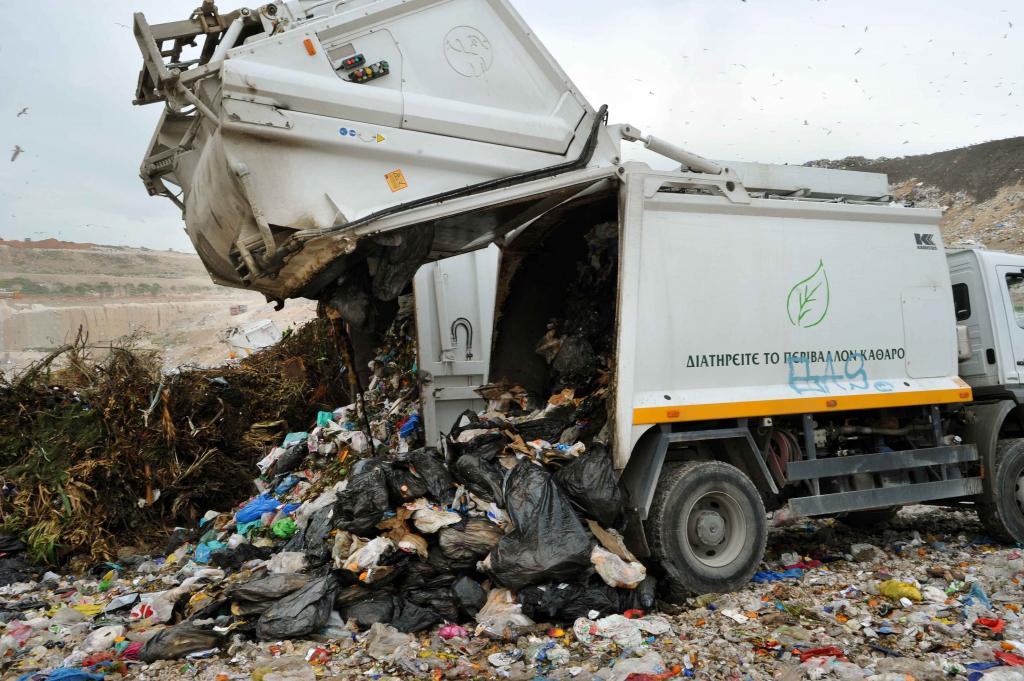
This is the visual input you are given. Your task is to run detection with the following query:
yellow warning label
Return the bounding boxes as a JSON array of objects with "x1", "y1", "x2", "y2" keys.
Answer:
[
  {"x1": 375, "y1": 133, "x2": 386, "y2": 143},
  {"x1": 385, "y1": 169, "x2": 408, "y2": 192}
]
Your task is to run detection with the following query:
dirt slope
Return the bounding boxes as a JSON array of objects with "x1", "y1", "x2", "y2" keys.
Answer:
[{"x1": 806, "y1": 137, "x2": 1024, "y2": 253}]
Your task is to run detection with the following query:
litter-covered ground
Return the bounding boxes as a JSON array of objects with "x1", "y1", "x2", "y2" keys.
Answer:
[{"x1": 5, "y1": 506, "x2": 1024, "y2": 680}]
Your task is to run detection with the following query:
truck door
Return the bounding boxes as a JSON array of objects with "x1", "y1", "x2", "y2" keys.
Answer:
[
  {"x1": 414, "y1": 246, "x2": 500, "y2": 446},
  {"x1": 996, "y1": 265, "x2": 1024, "y2": 384}
]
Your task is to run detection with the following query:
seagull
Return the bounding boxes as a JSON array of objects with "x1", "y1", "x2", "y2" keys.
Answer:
[
  {"x1": 16, "y1": 108, "x2": 27, "y2": 117},
  {"x1": 10, "y1": 146, "x2": 23, "y2": 162},
  {"x1": 854, "y1": 48, "x2": 863, "y2": 55},
  {"x1": 114, "y1": 22, "x2": 129, "y2": 28}
]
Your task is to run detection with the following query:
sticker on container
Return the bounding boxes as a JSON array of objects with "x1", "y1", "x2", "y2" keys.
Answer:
[{"x1": 385, "y1": 169, "x2": 409, "y2": 192}]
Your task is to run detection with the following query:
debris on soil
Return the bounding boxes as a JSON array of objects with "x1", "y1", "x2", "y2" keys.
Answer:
[{"x1": 0, "y1": 320, "x2": 350, "y2": 564}]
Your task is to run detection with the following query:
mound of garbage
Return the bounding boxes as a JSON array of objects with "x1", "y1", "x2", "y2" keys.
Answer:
[{"x1": 0, "y1": 320, "x2": 350, "y2": 565}]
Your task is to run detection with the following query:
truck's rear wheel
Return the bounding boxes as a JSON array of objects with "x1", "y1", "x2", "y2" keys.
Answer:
[
  {"x1": 977, "y1": 438, "x2": 1024, "y2": 543},
  {"x1": 646, "y1": 461, "x2": 766, "y2": 600}
]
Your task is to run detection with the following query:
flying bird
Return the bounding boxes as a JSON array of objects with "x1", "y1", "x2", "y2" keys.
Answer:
[
  {"x1": 854, "y1": 48, "x2": 863, "y2": 55},
  {"x1": 16, "y1": 108, "x2": 27, "y2": 117},
  {"x1": 10, "y1": 146, "x2": 23, "y2": 162}
]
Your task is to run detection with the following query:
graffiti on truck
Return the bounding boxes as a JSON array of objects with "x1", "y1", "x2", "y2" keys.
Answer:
[{"x1": 787, "y1": 351, "x2": 869, "y2": 395}]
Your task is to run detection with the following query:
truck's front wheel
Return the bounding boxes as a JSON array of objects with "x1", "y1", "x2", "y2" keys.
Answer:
[
  {"x1": 977, "y1": 438, "x2": 1024, "y2": 543},
  {"x1": 646, "y1": 461, "x2": 767, "y2": 599}
]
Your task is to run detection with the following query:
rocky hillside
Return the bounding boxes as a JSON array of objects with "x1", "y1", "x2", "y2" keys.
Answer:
[{"x1": 806, "y1": 137, "x2": 1024, "y2": 253}]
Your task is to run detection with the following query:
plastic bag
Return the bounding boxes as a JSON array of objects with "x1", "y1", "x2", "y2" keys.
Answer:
[
  {"x1": 284, "y1": 503, "x2": 335, "y2": 566},
  {"x1": 591, "y1": 546, "x2": 647, "y2": 589},
  {"x1": 474, "y1": 588, "x2": 534, "y2": 639},
  {"x1": 619, "y1": 575, "x2": 658, "y2": 614},
  {"x1": 343, "y1": 596, "x2": 395, "y2": 629},
  {"x1": 267, "y1": 551, "x2": 307, "y2": 574},
  {"x1": 878, "y1": 580, "x2": 922, "y2": 602},
  {"x1": 365, "y1": 623, "x2": 414, "y2": 661},
  {"x1": 486, "y1": 461, "x2": 592, "y2": 591},
  {"x1": 385, "y1": 461, "x2": 429, "y2": 502},
  {"x1": 511, "y1": 405, "x2": 574, "y2": 443},
  {"x1": 518, "y1": 581, "x2": 619, "y2": 623},
  {"x1": 450, "y1": 433, "x2": 508, "y2": 504},
  {"x1": 227, "y1": 573, "x2": 310, "y2": 609},
  {"x1": 271, "y1": 518, "x2": 297, "y2": 539},
  {"x1": 391, "y1": 597, "x2": 442, "y2": 633},
  {"x1": 409, "y1": 448, "x2": 454, "y2": 503},
  {"x1": 342, "y1": 537, "x2": 394, "y2": 573},
  {"x1": 411, "y1": 504, "x2": 462, "y2": 534},
  {"x1": 451, "y1": 576, "x2": 488, "y2": 619},
  {"x1": 139, "y1": 623, "x2": 222, "y2": 662},
  {"x1": 235, "y1": 495, "x2": 280, "y2": 524},
  {"x1": 333, "y1": 467, "x2": 391, "y2": 536},
  {"x1": 256, "y1": 574, "x2": 338, "y2": 640},
  {"x1": 438, "y1": 518, "x2": 503, "y2": 566},
  {"x1": 82, "y1": 625, "x2": 125, "y2": 653},
  {"x1": 403, "y1": 587, "x2": 459, "y2": 622},
  {"x1": 555, "y1": 443, "x2": 623, "y2": 527}
]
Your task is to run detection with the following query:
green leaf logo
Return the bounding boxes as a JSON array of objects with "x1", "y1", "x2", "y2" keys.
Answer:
[{"x1": 787, "y1": 260, "x2": 830, "y2": 328}]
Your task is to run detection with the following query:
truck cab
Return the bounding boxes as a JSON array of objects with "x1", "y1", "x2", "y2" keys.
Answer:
[{"x1": 949, "y1": 248, "x2": 1024, "y2": 398}]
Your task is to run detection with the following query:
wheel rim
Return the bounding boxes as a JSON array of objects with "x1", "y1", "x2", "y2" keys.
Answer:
[
  {"x1": 1015, "y1": 468, "x2": 1024, "y2": 515},
  {"x1": 680, "y1": 490, "x2": 747, "y2": 569}
]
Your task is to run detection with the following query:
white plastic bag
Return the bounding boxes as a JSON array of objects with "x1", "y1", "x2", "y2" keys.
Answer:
[
  {"x1": 590, "y1": 546, "x2": 646, "y2": 589},
  {"x1": 267, "y1": 551, "x2": 307, "y2": 574},
  {"x1": 409, "y1": 502, "x2": 462, "y2": 534},
  {"x1": 474, "y1": 588, "x2": 533, "y2": 639},
  {"x1": 343, "y1": 537, "x2": 394, "y2": 573}
]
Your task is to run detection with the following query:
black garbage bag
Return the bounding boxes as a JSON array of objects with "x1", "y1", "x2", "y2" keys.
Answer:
[
  {"x1": 0, "y1": 557, "x2": 35, "y2": 587},
  {"x1": 210, "y1": 543, "x2": 273, "y2": 571},
  {"x1": 256, "y1": 574, "x2": 338, "y2": 641},
  {"x1": 448, "y1": 410, "x2": 504, "y2": 440},
  {"x1": 336, "y1": 584, "x2": 375, "y2": 609},
  {"x1": 350, "y1": 457, "x2": 386, "y2": 476},
  {"x1": 486, "y1": 461, "x2": 592, "y2": 591},
  {"x1": 618, "y1": 575, "x2": 658, "y2": 613},
  {"x1": 399, "y1": 559, "x2": 456, "y2": 590},
  {"x1": 343, "y1": 595, "x2": 395, "y2": 629},
  {"x1": 451, "y1": 433, "x2": 507, "y2": 504},
  {"x1": 0, "y1": 536, "x2": 25, "y2": 555},
  {"x1": 227, "y1": 573, "x2": 310, "y2": 605},
  {"x1": 554, "y1": 443, "x2": 623, "y2": 528},
  {"x1": 385, "y1": 459, "x2": 429, "y2": 502},
  {"x1": 334, "y1": 467, "x2": 391, "y2": 536},
  {"x1": 163, "y1": 527, "x2": 197, "y2": 556},
  {"x1": 272, "y1": 443, "x2": 307, "y2": 477},
  {"x1": 438, "y1": 518, "x2": 503, "y2": 567},
  {"x1": 403, "y1": 587, "x2": 459, "y2": 622},
  {"x1": 519, "y1": 581, "x2": 619, "y2": 623},
  {"x1": 391, "y1": 598, "x2": 442, "y2": 633},
  {"x1": 139, "y1": 622, "x2": 223, "y2": 662},
  {"x1": 512, "y1": 404, "x2": 575, "y2": 443},
  {"x1": 409, "y1": 448, "x2": 454, "y2": 503},
  {"x1": 284, "y1": 503, "x2": 335, "y2": 565},
  {"x1": 451, "y1": 576, "x2": 486, "y2": 619}
]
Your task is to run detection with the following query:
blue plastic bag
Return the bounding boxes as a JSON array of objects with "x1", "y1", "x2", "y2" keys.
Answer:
[
  {"x1": 283, "y1": 432, "x2": 308, "y2": 446},
  {"x1": 752, "y1": 568, "x2": 805, "y2": 584},
  {"x1": 194, "y1": 540, "x2": 226, "y2": 564},
  {"x1": 275, "y1": 476, "x2": 300, "y2": 496},
  {"x1": 235, "y1": 495, "x2": 280, "y2": 523},
  {"x1": 399, "y1": 414, "x2": 420, "y2": 438}
]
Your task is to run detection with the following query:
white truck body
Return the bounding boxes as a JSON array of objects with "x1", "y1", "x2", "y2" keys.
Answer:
[{"x1": 613, "y1": 170, "x2": 970, "y2": 470}]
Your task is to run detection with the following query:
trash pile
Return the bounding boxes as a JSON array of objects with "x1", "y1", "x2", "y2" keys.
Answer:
[
  {"x1": 8, "y1": 501, "x2": 1024, "y2": 679},
  {"x1": 0, "y1": 320, "x2": 350, "y2": 564}
]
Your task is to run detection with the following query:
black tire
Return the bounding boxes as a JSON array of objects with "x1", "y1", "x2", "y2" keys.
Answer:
[
  {"x1": 838, "y1": 507, "x2": 899, "y2": 529},
  {"x1": 977, "y1": 438, "x2": 1024, "y2": 543},
  {"x1": 645, "y1": 461, "x2": 767, "y2": 600}
]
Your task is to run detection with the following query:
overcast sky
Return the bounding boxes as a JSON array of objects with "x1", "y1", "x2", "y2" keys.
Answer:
[{"x1": 0, "y1": 0, "x2": 1020, "y2": 251}]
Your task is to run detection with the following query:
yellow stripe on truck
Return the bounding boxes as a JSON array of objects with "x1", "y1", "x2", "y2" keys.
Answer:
[{"x1": 632, "y1": 387, "x2": 973, "y2": 425}]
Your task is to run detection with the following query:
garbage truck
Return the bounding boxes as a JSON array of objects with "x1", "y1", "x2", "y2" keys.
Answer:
[{"x1": 132, "y1": 0, "x2": 1024, "y2": 595}]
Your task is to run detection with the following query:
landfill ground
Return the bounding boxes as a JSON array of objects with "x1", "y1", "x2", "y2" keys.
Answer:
[{"x1": 7, "y1": 504, "x2": 1024, "y2": 681}]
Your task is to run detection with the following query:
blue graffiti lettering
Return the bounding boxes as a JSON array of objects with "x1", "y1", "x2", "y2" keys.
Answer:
[{"x1": 787, "y1": 352, "x2": 869, "y2": 395}]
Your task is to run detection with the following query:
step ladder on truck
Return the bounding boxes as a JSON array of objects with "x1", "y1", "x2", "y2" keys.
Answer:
[{"x1": 131, "y1": 0, "x2": 1024, "y2": 596}]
